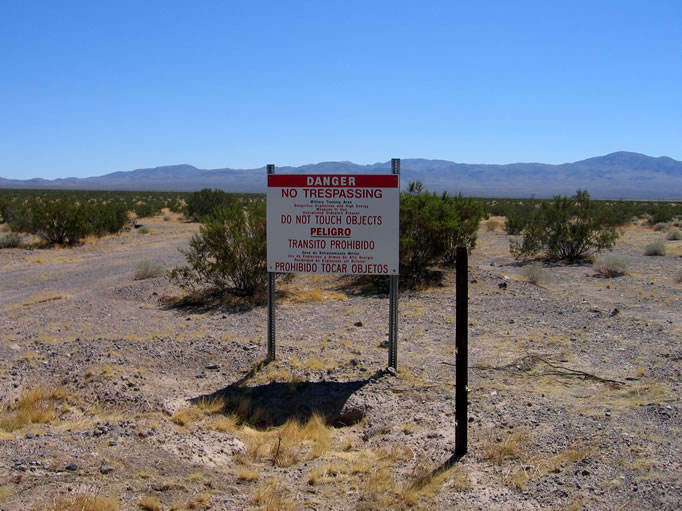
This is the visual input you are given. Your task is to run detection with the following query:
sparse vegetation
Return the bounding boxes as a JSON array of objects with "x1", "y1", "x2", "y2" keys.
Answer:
[
  {"x1": 170, "y1": 200, "x2": 268, "y2": 298},
  {"x1": 510, "y1": 190, "x2": 619, "y2": 261},
  {"x1": 675, "y1": 270, "x2": 682, "y2": 283},
  {"x1": 644, "y1": 239, "x2": 666, "y2": 256},
  {"x1": 593, "y1": 255, "x2": 628, "y2": 278},
  {"x1": 520, "y1": 263, "x2": 549, "y2": 285},
  {"x1": 0, "y1": 232, "x2": 21, "y2": 248},
  {"x1": 0, "y1": 385, "x2": 71, "y2": 432},
  {"x1": 134, "y1": 260, "x2": 166, "y2": 280},
  {"x1": 138, "y1": 495, "x2": 162, "y2": 511},
  {"x1": 665, "y1": 228, "x2": 681, "y2": 240},
  {"x1": 137, "y1": 225, "x2": 151, "y2": 234},
  {"x1": 399, "y1": 182, "x2": 483, "y2": 285},
  {"x1": 38, "y1": 494, "x2": 120, "y2": 511}
]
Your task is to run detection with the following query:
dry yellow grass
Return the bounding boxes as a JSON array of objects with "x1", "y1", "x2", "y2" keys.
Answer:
[
  {"x1": 0, "y1": 487, "x2": 11, "y2": 504},
  {"x1": 0, "y1": 385, "x2": 72, "y2": 432},
  {"x1": 242, "y1": 413, "x2": 332, "y2": 467},
  {"x1": 37, "y1": 494, "x2": 120, "y2": 511},
  {"x1": 169, "y1": 493, "x2": 211, "y2": 510},
  {"x1": 138, "y1": 495, "x2": 162, "y2": 511},
  {"x1": 251, "y1": 479, "x2": 295, "y2": 511},
  {"x1": 237, "y1": 468, "x2": 261, "y2": 482},
  {"x1": 482, "y1": 430, "x2": 527, "y2": 464},
  {"x1": 171, "y1": 406, "x2": 204, "y2": 427}
]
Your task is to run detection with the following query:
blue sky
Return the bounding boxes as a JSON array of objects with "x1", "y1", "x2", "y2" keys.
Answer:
[{"x1": 1, "y1": 0, "x2": 681, "y2": 180}]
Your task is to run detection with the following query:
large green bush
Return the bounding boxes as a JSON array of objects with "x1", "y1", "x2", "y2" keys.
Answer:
[
  {"x1": 510, "y1": 190, "x2": 619, "y2": 261},
  {"x1": 170, "y1": 200, "x2": 268, "y2": 297},
  {"x1": 399, "y1": 183, "x2": 482, "y2": 285}
]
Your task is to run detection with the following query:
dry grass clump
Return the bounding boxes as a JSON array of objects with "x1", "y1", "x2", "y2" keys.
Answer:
[
  {"x1": 237, "y1": 468, "x2": 261, "y2": 482},
  {"x1": 486, "y1": 219, "x2": 502, "y2": 231},
  {"x1": 38, "y1": 494, "x2": 119, "y2": 511},
  {"x1": 251, "y1": 479, "x2": 295, "y2": 511},
  {"x1": 138, "y1": 495, "x2": 162, "y2": 510},
  {"x1": 644, "y1": 239, "x2": 666, "y2": 256},
  {"x1": 242, "y1": 413, "x2": 331, "y2": 467},
  {"x1": 137, "y1": 225, "x2": 151, "y2": 234},
  {"x1": 665, "y1": 228, "x2": 682, "y2": 240},
  {"x1": 653, "y1": 222, "x2": 670, "y2": 232},
  {"x1": 593, "y1": 255, "x2": 628, "y2": 277},
  {"x1": 520, "y1": 263, "x2": 549, "y2": 285},
  {"x1": 134, "y1": 260, "x2": 166, "y2": 280},
  {"x1": 169, "y1": 493, "x2": 211, "y2": 510},
  {"x1": 0, "y1": 385, "x2": 72, "y2": 432},
  {"x1": 482, "y1": 430, "x2": 527, "y2": 464}
]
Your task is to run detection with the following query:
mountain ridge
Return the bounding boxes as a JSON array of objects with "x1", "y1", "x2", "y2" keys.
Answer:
[{"x1": 1, "y1": 152, "x2": 680, "y2": 199}]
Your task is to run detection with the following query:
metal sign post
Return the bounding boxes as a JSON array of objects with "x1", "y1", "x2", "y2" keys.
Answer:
[
  {"x1": 455, "y1": 246, "x2": 468, "y2": 456},
  {"x1": 388, "y1": 158, "x2": 400, "y2": 369},
  {"x1": 267, "y1": 163, "x2": 276, "y2": 361}
]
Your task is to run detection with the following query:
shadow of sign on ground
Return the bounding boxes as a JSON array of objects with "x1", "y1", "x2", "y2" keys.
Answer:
[{"x1": 190, "y1": 362, "x2": 388, "y2": 428}]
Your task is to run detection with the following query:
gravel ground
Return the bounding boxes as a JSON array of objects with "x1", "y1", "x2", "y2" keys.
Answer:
[{"x1": 0, "y1": 216, "x2": 680, "y2": 510}]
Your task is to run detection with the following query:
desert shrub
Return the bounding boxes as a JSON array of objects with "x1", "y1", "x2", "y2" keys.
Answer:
[
  {"x1": 654, "y1": 222, "x2": 670, "y2": 232},
  {"x1": 134, "y1": 261, "x2": 166, "y2": 280},
  {"x1": 593, "y1": 255, "x2": 628, "y2": 277},
  {"x1": 184, "y1": 188, "x2": 236, "y2": 221},
  {"x1": 520, "y1": 263, "x2": 549, "y2": 285},
  {"x1": 441, "y1": 193, "x2": 484, "y2": 265},
  {"x1": 399, "y1": 185, "x2": 482, "y2": 284},
  {"x1": 24, "y1": 196, "x2": 91, "y2": 245},
  {"x1": 0, "y1": 233, "x2": 21, "y2": 248},
  {"x1": 133, "y1": 202, "x2": 155, "y2": 219},
  {"x1": 644, "y1": 239, "x2": 666, "y2": 256},
  {"x1": 665, "y1": 228, "x2": 681, "y2": 241},
  {"x1": 87, "y1": 202, "x2": 129, "y2": 236},
  {"x1": 137, "y1": 225, "x2": 150, "y2": 234},
  {"x1": 510, "y1": 190, "x2": 619, "y2": 261},
  {"x1": 170, "y1": 200, "x2": 267, "y2": 297}
]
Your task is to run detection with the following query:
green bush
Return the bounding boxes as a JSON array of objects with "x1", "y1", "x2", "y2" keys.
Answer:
[
  {"x1": 169, "y1": 200, "x2": 267, "y2": 297},
  {"x1": 22, "y1": 196, "x2": 91, "y2": 245},
  {"x1": 184, "y1": 188, "x2": 236, "y2": 221},
  {"x1": 440, "y1": 193, "x2": 484, "y2": 265},
  {"x1": 593, "y1": 255, "x2": 628, "y2": 278},
  {"x1": 87, "y1": 203, "x2": 129, "y2": 236},
  {"x1": 644, "y1": 239, "x2": 666, "y2": 256},
  {"x1": 0, "y1": 233, "x2": 21, "y2": 248},
  {"x1": 510, "y1": 190, "x2": 619, "y2": 262},
  {"x1": 133, "y1": 202, "x2": 156, "y2": 219},
  {"x1": 134, "y1": 261, "x2": 166, "y2": 280},
  {"x1": 399, "y1": 185, "x2": 482, "y2": 285}
]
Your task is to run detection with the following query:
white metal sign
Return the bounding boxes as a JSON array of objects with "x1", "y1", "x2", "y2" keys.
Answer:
[{"x1": 267, "y1": 174, "x2": 399, "y2": 275}]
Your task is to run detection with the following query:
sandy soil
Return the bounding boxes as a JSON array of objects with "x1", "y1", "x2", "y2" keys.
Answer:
[{"x1": 0, "y1": 215, "x2": 680, "y2": 510}]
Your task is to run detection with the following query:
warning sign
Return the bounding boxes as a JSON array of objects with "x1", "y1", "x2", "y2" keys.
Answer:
[{"x1": 267, "y1": 174, "x2": 399, "y2": 275}]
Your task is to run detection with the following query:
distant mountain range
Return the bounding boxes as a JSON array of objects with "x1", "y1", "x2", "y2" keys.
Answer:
[{"x1": 1, "y1": 152, "x2": 681, "y2": 199}]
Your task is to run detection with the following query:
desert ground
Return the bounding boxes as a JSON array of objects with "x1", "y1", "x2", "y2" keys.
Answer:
[{"x1": 0, "y1": 214, "x2": 680, "y2": 510}]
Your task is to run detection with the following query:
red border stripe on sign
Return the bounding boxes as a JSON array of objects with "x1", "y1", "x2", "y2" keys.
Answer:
[{"x1": 268, "y1": 174, "x2": 398, "y2": 188}]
